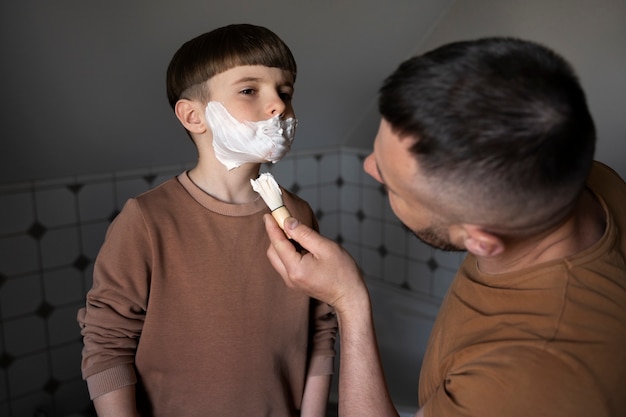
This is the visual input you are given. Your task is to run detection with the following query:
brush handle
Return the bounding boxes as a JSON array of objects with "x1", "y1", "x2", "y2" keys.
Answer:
[{"x1": 271, "y1": 205, "x2": 292, "y2": 230}]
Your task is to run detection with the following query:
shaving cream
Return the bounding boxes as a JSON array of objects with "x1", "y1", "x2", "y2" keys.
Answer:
[{"x1": 205, "y1": 101, "x2": 297, "y2": 170}]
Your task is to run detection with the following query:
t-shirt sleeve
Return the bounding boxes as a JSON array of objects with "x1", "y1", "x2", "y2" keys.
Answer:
[
  {"x1": 77, "y1": 199, "x2": 151, "y2": 398},
  {"x1": 423, "y1": 346, "x2": 605, "y2": 417}
]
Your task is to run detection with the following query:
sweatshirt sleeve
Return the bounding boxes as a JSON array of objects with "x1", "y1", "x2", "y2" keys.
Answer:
[{"x1": 77, "y1": 199, "x2": 151, "y2": 399}]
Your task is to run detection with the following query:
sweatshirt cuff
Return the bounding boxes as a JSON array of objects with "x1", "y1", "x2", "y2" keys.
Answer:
[{"x1": 86, "y1": 364, "x2": 137, "y2": 400}]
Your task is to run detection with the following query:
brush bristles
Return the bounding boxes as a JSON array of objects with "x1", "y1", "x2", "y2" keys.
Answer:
[
  {"x1": 251, "y1": 173, "x2": 292, "y2": 230},
  {"x1": 250, "y1": 173, "x2": 285, "y2": 211}
]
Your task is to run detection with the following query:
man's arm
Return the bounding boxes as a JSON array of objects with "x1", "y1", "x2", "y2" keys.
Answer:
[{"x1": 264, "y1": 214, "x2": 401, "y2": 417}]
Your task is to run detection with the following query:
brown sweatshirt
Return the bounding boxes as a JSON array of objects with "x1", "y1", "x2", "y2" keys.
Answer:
[{"x1": 77, "y1": 172, "x2": 337, "y2": 417}]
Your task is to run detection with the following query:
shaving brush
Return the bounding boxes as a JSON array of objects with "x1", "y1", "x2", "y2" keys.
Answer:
[{"x1": 251, "y1": 173, "x2": 291, "y2": 230}]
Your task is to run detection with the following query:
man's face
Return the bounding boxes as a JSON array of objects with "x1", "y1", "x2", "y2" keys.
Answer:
[{"x1": 363, "y1": 119, "x2": 464, "y2": 252}]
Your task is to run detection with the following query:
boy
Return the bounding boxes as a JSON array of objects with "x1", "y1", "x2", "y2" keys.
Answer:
[{"x1": 77, "y1": 24, "x2": 337, "y2": 417}]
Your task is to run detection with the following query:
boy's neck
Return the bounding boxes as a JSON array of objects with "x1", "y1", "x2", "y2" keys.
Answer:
[{"x1": 188, "y1": 160, "x2": 261, "y2": 205}]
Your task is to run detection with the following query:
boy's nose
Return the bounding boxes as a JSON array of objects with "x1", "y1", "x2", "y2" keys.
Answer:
[{"x1": 267, "y1": 94, "x2": 287, "y2": 117}]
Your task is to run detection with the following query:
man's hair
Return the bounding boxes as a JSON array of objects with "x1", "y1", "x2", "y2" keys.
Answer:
[
  {"x1": 166, "y1": 24, "x2": 296, "y2": 109},
  {"x1": 379, "y1": 37, "x2": 596, "y2": 233}
]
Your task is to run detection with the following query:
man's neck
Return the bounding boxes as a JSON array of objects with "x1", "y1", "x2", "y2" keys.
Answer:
[{"x1": 477, "y1": 188, "x2": 606, "y2": 275}]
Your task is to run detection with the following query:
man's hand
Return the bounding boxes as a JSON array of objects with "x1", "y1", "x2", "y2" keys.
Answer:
[{"x1": 264, "y1": 214, "x2": 366, "y2": 313}]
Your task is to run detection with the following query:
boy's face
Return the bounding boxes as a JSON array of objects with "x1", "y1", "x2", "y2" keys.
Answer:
[{"x1": 206, "y1": 65, "x2": 295, "y2": 122}]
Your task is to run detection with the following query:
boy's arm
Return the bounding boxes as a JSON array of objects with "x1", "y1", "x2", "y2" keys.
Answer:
[
  {"x1": 93, "y1": 386, "x2": 139, "y2": 417},
  {"x1": 300, "y1": 374, "x2": 332, "y2": 417}
]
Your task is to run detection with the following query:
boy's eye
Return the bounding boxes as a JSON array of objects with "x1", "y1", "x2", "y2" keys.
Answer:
[
  {"x1": 240, "y1": 88, "x2": 255, "y2": 95},
  {"x1": 279, "y1": 91, "x2": 293, "y2": 102}
]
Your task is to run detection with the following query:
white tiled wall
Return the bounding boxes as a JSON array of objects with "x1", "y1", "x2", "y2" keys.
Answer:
[{"x1": 0, "y1": 148, "x2": 461, "y2": 416}]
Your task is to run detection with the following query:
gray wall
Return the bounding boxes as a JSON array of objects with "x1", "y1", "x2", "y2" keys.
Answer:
[
  {"x1": 0, "y1": 0, "x2": 453, "y2": 185},
  {"x1": 347, "y1": 0, "x2": 626, "y2": 178}
]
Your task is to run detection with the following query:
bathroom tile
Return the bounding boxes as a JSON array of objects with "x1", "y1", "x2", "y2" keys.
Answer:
[
  {"x1": 11, "y1": 394, "x2": 53, "y2": 417},
  {"x1": 0, "y1": 369, "x2": 6, "y2": 401},
  {"x1": 80, "y1": 221, "x2": 109, "y2": 260},
  {"x1": 3, "y1": 316, "x2": 47, "y2": 356},
  {"x1": 319, "y1": 184, "x2": 340, "y2": 213},
  {"x1": 7, "y1": 351, "x2": 49, "y2": 396},
  {"x1": 340, "y1": 152, "x2": 362, "y2": 184},
  {"x1": 40, "y1": 227, "x2": 80, "y2": 270},
  {"x1": 50, "y1": 342, "x2": 82, "y2": 381},
  {"x1": 48, "y1": 305, "x2": 83, "y2": 346},
  {"x1": 297, "y1": 187, "x2": 319, "y2": 211},
  {"x1": 269, "y1": 158, "x2": 296, "y2": 185},
  {"x1": 361, "y1": 247, "x2": 382, "y2": 280},
  {"x1": 0, "y1": 235, "x2": 38, "y2": 276},
  {"x1": 54, "y1": 378, "x2": 92, "y2": 417},
  {"x1": 35, "y1": 186, "x2": 77, "y2": 227},
  {"x1": 0, "y1": 274, "x2": 42, "y2": 319},
  {"x1": 406, "y1": 260, "x2": 432, "y2": 295},
  {"x1": 0, "y1": 191, "x2": 34, "y2": 235},
  {"x1": 383, "y1": 198, "x2": 397, "y2": 222},
  {"x1": 115, "y1": 177, "x2": 151, "y2": 209},
  {"x1": 433, "y1": 249, "x2": 465, "y2": 270},
  {"x1": 432, "y1": 268, "x2": 456, "y2": 300},
  {"x1": 318, "y1": 152, "x2": 339, "y2": 184},
  {"x1": 339, "y1": 184, "x2": 360, "y2": 213},
  {"x1": 361, "y1": 186, "x2": 384, "y2": 219},
  {"x1": 78, "y1": 181, "x2": 115, "y2": 222},
  {"x1": 318, "y1": 213, "x2": 339, "y2": 238},
  {"x1": 295, "y1": 155, "x2": 319, "y2": 187},
  {"x1": 43, "y1": 268, "x2": 83, "y2": 307},
  {"x1": 82, "y1": 266, "x2": 94, "y2": 296},
  {"x1": 8, "y1": 374, "x2": 51, "y2": 413},
  {"x1": 384, "y1": 222, "x2": 408, "y2": 257},
  {"x1": 339, "y1": 213, "x2": 360, "y2": 244},
  {"x1": 361, "y1": 217, "x2": 384, "y2": 249},
  {"x1": 406, "y1": 235, "x2": 433, "y2": 263},
  {"x1": 382, "y1": 254, "x2": 407, "y2": 286}
]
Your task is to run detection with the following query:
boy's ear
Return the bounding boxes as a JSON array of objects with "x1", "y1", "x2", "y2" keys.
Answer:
[
  {"x1": 449, "y1": 224, "x2": 504, "y2": 257},
  {"x1": 174, "y1": 99, "x2": 207, "y2": 134}
]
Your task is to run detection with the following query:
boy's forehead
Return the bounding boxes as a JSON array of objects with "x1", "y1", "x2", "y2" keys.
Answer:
[{"x1": 216, "y1": 65, "x2": 294, "y2": 84}]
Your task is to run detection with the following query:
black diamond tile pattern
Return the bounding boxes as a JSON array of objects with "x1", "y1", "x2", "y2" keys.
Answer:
[
  {"x1": 73, "y1": 254, "x2": 91, "y2": 271},
  {"x1": 27, "y1": 221, "x2": 47, "y2": 240},
  {"x1": 36, "y1": 301, "x2": 54, "y2": 319},
  {"x1": 43, "y1": 377, "x2": 60, "y2": 394},
  {"x1": 0, "y1": 352, "x2": 15, "y2": 369},
  {"x1": 427, "y1": 257, "x2": 439, "y2": 272},
  {"x1": 67, "y1": 183, "x2": 84, "y2": 194}
]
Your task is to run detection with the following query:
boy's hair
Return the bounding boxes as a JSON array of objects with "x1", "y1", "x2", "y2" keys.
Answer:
[
  {"x1": 379, "y1": 37, "x2": 596, "y2": 233},
  {"x1": 166, "y1": 24, "x2": 297, "y2": 109}
]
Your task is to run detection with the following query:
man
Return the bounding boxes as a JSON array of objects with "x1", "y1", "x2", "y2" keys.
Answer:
[{"x1": 263, "y1": 37, "x2": 626, "y2": 417}]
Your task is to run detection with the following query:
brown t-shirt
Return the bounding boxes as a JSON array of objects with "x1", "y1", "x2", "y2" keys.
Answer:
[
  {"x1": 419, "y1": 162, "x2": 626, "y2": 416},
  {"x1": 78, "y1": 172, "x2": 337, "y2": 417}
]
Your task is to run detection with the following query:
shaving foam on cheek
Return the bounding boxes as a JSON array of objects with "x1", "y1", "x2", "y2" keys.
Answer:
[{"x1": 205, "y1": 101, "x2": 297, "y2": 170}]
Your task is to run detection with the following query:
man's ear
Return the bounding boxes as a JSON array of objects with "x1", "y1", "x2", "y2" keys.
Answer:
[
  {"x1": 174, "y1": 99, "x2": 207, "y2": 134},
  {"x1": 450, "y1": 224, "x2": 504, "y2": 257}
]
